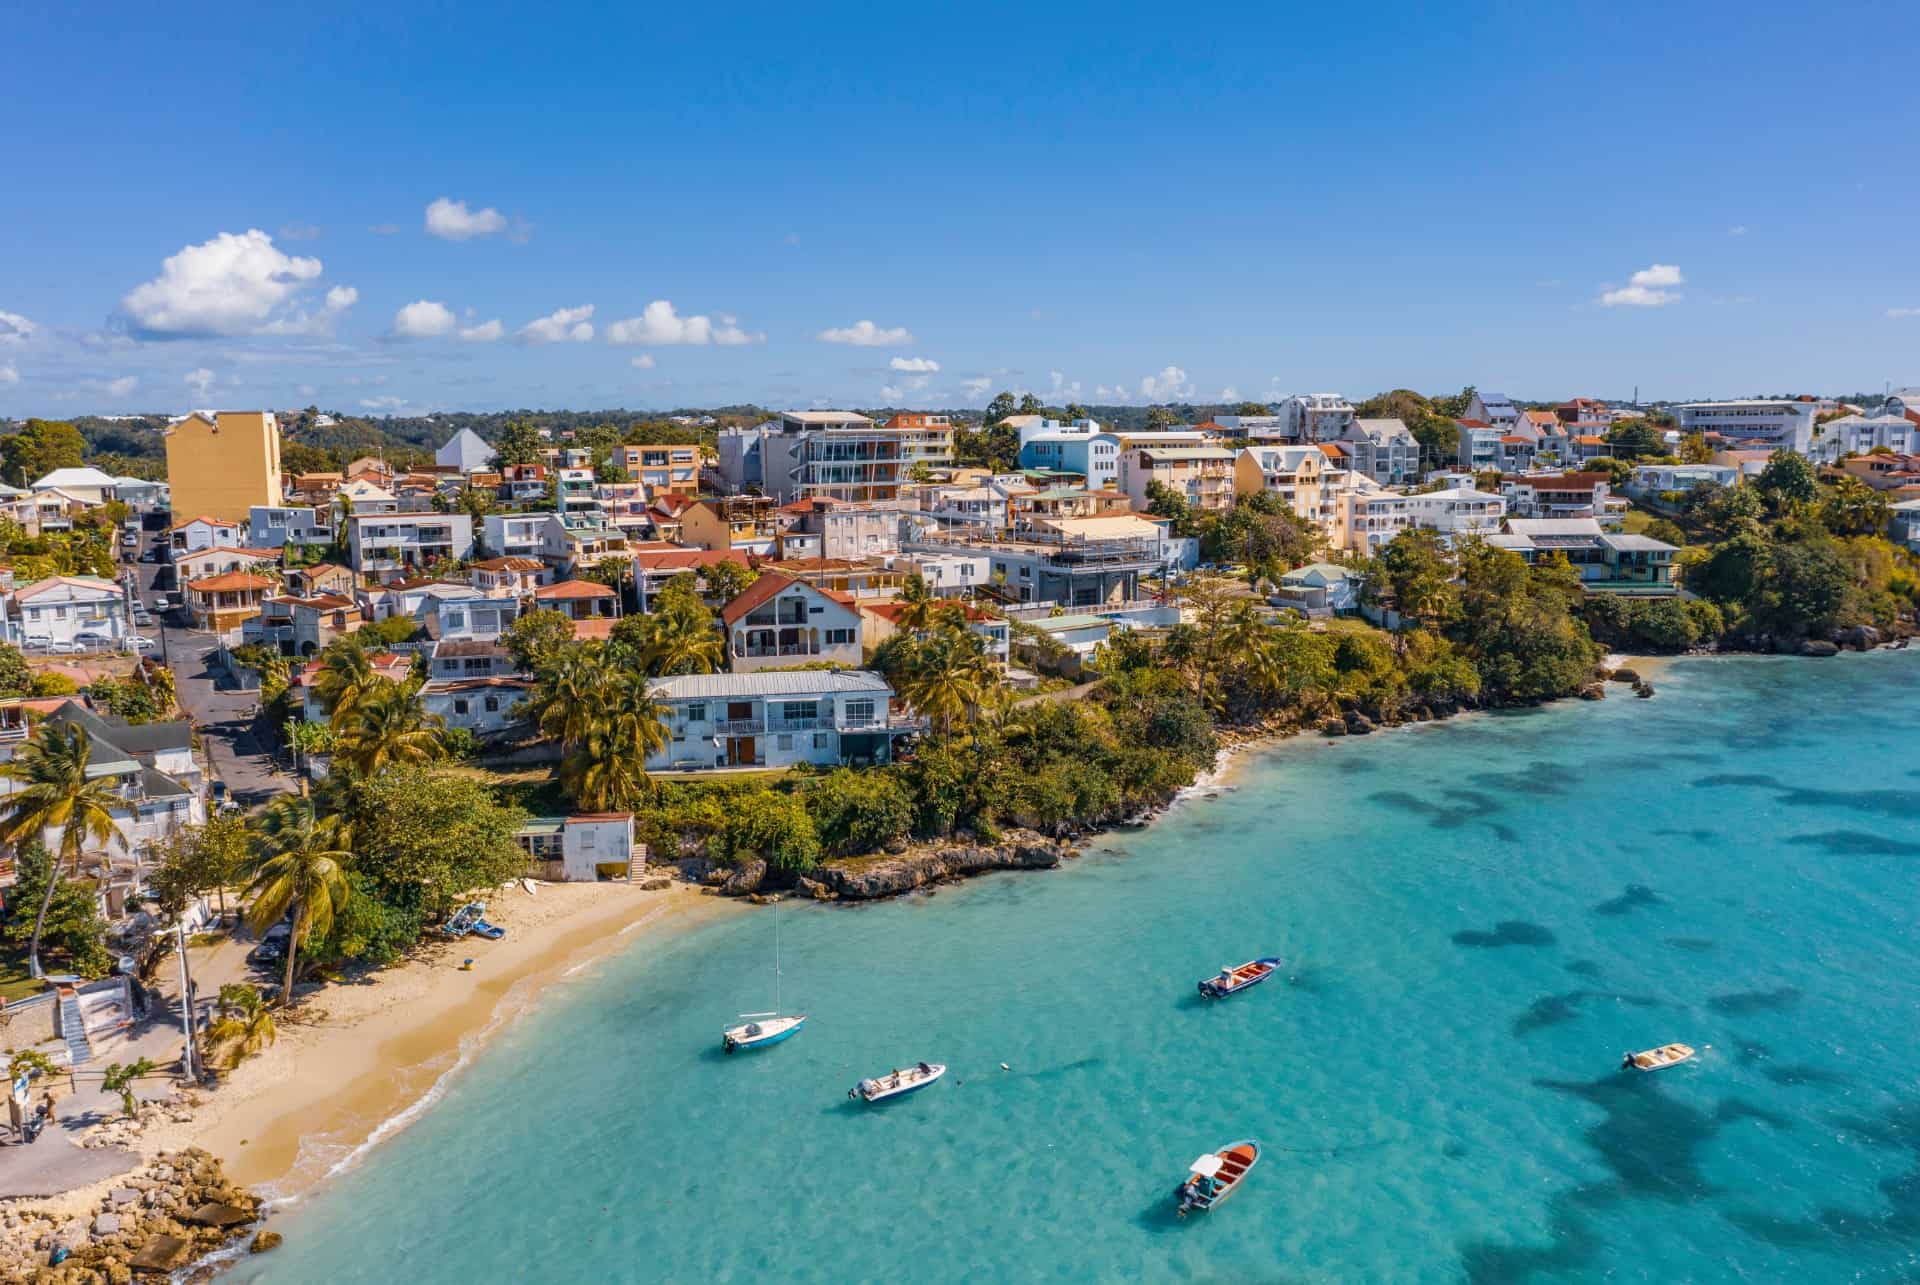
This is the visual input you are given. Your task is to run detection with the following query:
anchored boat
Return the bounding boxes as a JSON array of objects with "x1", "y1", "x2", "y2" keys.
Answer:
[
  {"x1": 1622, "y1": 1043, "x2": 1695, "y2": 1071},
  {"x1": 1175, "y1": 1139, "x2": 1260, "y2": 1217},
  {"x1": 724, "y1": 1013, "x2": 807, "y2": 1053},
  {"x1": 1198, "y1": 957, "x2": 1281, "y2": 999},
  {"x1": 848, "y1": 1062, "x2": 946, "y2": 1102}
]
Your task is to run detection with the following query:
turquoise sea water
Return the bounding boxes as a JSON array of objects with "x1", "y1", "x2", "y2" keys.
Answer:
[{"x1": 234, "y1": 654, "x2": 1920, "y2": 1283}]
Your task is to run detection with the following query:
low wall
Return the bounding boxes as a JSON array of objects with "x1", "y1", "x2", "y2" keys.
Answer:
[{"x1": 0, "y1": 992, "x2": 58, "y2": 1047}]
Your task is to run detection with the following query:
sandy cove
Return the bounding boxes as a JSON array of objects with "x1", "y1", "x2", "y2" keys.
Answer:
[{"x1": 140, "y1": 881, "x2": 738, "y2": 1202}]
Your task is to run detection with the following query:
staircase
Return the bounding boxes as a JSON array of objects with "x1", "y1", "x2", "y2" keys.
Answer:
[
  {"x1": 627, "y1": 842, "x2": 650, "y2": 883},
  {"x1": 56, "y1": 987, "x2": 93, "y2": 1067}
]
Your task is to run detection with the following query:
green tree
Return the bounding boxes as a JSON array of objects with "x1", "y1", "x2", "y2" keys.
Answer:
[
  {"x1": 0, "y1": 419, "x2": 87, "y2": 486},
  {"x1": 100, "y1": 1057, "x2": 156, "y2": 1117},
  {"x1": 343, "y1": 766, "x2": 529, "y2": 922},
  {"x1": 1820, "y1": 475, "x2": 1891, "y2": 536},
  {"x1": 1604, "y1": 418, "x2": 1665, "y2": 460},
  {"x1": 0, "y1": 722, "x2": 120, "y2": 978},
  {"x1": 500, "y1": 608, "x2": 577, "y2": 673},
  {"x1": 0, "y1": 642, "x2": 31, "y2": 698},
  {"x1": 1144, "y1": 406, "x2": 1181, "y2": 430},
  {"x1": 1017, "y1": 393, "x2": 1045, "y2": 417},
  {"x1": 1756, "y1": 450, "x2": 1818, "y2": 509},
  {"x1": 1371, "y1": 529, "x2": 1459, "y2": 629},
  {"x1": 243, "y1": 797, "x2": 352, "y2": 1005},
  {"x1": 330, "y1": 678, "x2": 444, "y2": 776},
  {"x1": 983, "y1": 392, "x2": 1018, "y2": 426},
  {"x1": 702, "y1": 559, "x2": 759, "y2": 603},
  {"x1": 149, "y1": 813, "x2": 250, "y2": 924},
  {"x1": 0, "y1": 843, "x2": 112, "y2": 977},
  {"x1": 806, "y1": 769, "x2": 915, "y2": 855},
  {"x1": 311, "y1": 636, "x2": 379, "y2": 719},
  {"x1": 894, "y1": 626, "x2": 994, "y2": 744},
  {"x1": 1143, "y1": 480, "x2": 1199, "y2": 538},
  {"x1": 632, "y1": 580, "x2": 723, "y2": 676},
  {"x1": 493, "y1": 419, "x2": 544, "y2": 467},
  {"x1": 718, "y1": 791, "x2": 819, "y2": 871},
  {"x1": 1679, "y1": 432, "x2": 1714, "y2": 465}
]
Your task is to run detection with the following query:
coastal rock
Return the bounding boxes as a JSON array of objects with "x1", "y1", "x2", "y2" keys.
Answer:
[
  {"x1": 1319, "y1": 718, "x2": 1347, "y2": 737},
  {"x1": 1578, "y1": 684, "x2": 1605, "y2": 701},
  {"x1": 818, "y1": 833, "x2": 1067, "y2": 900},
  {"x1": 638, "y1": 877, "x2": 672, "y2": 891},
  {"x1": 1834, "y1": 624, "x2": 1883, "y2": 650},
  {"x1": 1799, "y1": 639, "x2": 1840, "y2": 657},
  {"x1": 1343, "y1": 711, "x2": 1375, "y2": 735},
  {"x1": 93, "y1": 1214, "x2": 121, "y2": 1237},
  {"x1": 720, "y1": 858, "x2": 767, "y2": 896},
  {"x1": 798, "y1": 876, "x2": 837, "y2": 902},
  {"x1": 1610, "y1": 668, "x2": 1641, "y2": 684},
  {"x1": 1634, "y1": 682, "x2": 1655, "y2": 698},
  {"x1": 251, "y1": 1231, "x2": 283, "y2": 1254}
]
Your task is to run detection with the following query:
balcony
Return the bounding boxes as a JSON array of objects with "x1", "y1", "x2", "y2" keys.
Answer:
[
  {"x1": 737, "y1": 643, "x2": 823, "y2": 660},
  {"x1": 713, "y1": 717, "x2": 765, "y2": 734}
]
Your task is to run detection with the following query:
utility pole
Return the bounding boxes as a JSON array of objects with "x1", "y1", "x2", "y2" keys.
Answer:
[{"x1": 175, "y1": 918, "x2": 197, "y2": 1083}]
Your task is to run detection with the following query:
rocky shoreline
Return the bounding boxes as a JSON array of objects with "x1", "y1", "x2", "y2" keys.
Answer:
[{"x1": 2, "y1": 1147, "x2": 268, "y2": 1282}]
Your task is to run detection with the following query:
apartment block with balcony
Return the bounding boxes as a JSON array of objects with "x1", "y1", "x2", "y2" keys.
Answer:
[
  {"x1": 186, "y1": 571, "x2": 275, "y2": 639},
  {"x1": 249, "y1": 504, "x2": 333, "y2": 550},
  {"x1": 1340, "y1": 418, "x2": 1421, "y2": 486},
  {"x1": 1404, "y1": 487, "x2": 1507, "y2": 540},
  {"x1": 1117, "y1": 447, "x2": 1237, "y2": 513},
  {"x1": 1332, "y1": 485, "x2": 1412, "y2": 553},
  {"x1": 905, "y1": 513, "x2": 1169, "y2": 606},
  {"x1": 1233, "y1": 445, "x2": 1327, "y2": 522},
  {"x1": 1487, "y1": 519, "x2": 1679, "y2": 595},
  {"x1": 1277, "y1": 393, "x2": 1356, "y2": 443},
  {"x1": 775, "y1": 497, "x2": 903, "y2": 560},
  {"x1": 611, "y1": 443, "x2": 701, "y2": 495},
  {"x1": 1499, "y1": 473, "x2": 1628, "y2": 530},
  {"x1": 881, "y1": 412, "x2": 956, "y2": 469},
  {"x1": 761, "y1": 411, "x2": 906, "y2": 503},
  {"x1": 483, "y1": 513, "x2": 549, "y2": 562},
  {"x1": 345, "y1": 512, "x2": 475, "y2": 582},
  {"x1": 1675, "y1": 399, "x2": 1818, "y2": 454},
  {"x1": 647, "y1": 670, "x2": 919, "y2": 771},
  {"x1": 720, "y1": 573, "x2": 862, "y2": 672},
  {"x1": 683, "y1": 495, "x2": 780, "y2": 555}
]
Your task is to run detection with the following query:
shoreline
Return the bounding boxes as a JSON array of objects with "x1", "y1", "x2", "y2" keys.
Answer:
[{"x1": 136, "y1": 882, "x2": 736, "y2": 1214}]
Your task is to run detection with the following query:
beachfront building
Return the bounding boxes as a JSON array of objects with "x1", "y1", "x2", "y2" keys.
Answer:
[
  {"x1": 1340, "y1": 418, "x2": 1421, "y2": 486},
  {"x1": 1276, "y1": 394, "x2": 1356, "y2": 443},
  {"x1": 516, "y1": 813, "x2": 639, "y2": 881},
  {"x1": 1404, "y1": 486, "x2": 1507, "y2": 539},
  {"x1": 720, "y1": 573, "x2": 862, "y2": 672},
  {"x1": 5, "y1": 576, "x2": 131, "y2": 648},
  {"x1": 905, "y1": 513, "x2": 1169, "y2": 606},
  {"x1": 345, "y1": 512, "x2": 475, "y2": 582},
  {"x1": 1464, "y1": 392, "x2": 1522, "y2": 431},
  {"x1": 1486, "y1": 518, "x2": 1679, "y2": 595},
  {"x1": 647, "y1": 670, "x2": 917, "y2": 771},
  {"x1": 1271, "y1": 562, "x2": 1361, "y2": 616},
  {"x1": 1233, "y1": 445, "x2": 1327, "y2": 523},
  {"x1": 1499, "y1": 473, "x2": 1628, "y2": 529},
  {"x1": 611, "y1": 443, "x2": 700, "y2": 495},
  {"x1": 717, "y1": 411, "x2": 907, "y2": 503},
  {"x1": 1117, "y1": 447, "x2": 1237, "y2": 513},
  {"x1": 1675, "y1": 399, "x2": 1818, "y2": 454},
  {"x1": 882, "y1": 412, "x2": 957, "y2": 471}
]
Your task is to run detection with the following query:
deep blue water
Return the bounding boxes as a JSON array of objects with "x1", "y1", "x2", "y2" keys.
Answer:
[{"x1": 233, "y1": 654, "x2": 1920, "y2": 1282}]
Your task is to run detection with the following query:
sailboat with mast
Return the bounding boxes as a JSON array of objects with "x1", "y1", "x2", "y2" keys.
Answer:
[{"x1": 722, "y1": 902, "x2": 806, "y2": 1054}]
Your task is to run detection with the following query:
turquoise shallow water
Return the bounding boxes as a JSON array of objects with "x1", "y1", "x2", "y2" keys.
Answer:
[{"x1": 234, "y1": 654, "x2": 1920, "y2": 1283}]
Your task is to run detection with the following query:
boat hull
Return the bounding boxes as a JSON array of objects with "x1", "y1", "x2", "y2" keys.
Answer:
[
  {"x1": 1198, "y1": 957, "x2": 1282, "y2": 999},
  {"x1": 850, "y1": 1063, "x2": 946, "y2": 1102},
  {"x1": 723, "y1": 1015, "x2": 806, "y2": 1054},
  {"x1": 1175, "y1": 1139, "x2": 1261, "y2": 1217}
]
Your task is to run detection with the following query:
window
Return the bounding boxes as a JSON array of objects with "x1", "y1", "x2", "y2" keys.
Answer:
[
  {"x1": 684, "y1": 703, "x2": 706, "y2": 724},
  {"x1": 845, "y1": 699, "x2": 876, "y2": 724},
  {"x1": 776, "y1": 734, "x2": 793, "y2": 751},
  {"x1": 484, "y1": 696, "x2": 500, "y2": 713},
  {"x1": 824, "y1": 628, "x2": 854, "y2": 646},
  {"x1": 813, "y1": 732, "x2": 830, "y2": 749},
  {"x1": 781, "y1": 701, "x2": 817, "y2": 723},
  {"x1": 453, "y1": 699, "x2": 470, "y2": 715}
]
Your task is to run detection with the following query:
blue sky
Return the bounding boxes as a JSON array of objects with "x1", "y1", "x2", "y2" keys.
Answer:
[{"x1": 4, "y1": 1, "x2": 1916, "y2": 418}]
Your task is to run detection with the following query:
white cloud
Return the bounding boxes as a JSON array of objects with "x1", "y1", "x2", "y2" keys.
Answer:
[
  {"x1": 392, "y1": 299, "x2": 456, "y2": 339},
  {"x1": 0, "y1": 364, "x2": 17, "y2": 385},
  {"x1": 458, "y1": 318, "x2": 504, "y2": 342},
  {"x1": 0, "y1": 310, "x2": 37, "y2": 344},
  {"x1": 878, "y1": 384, "x2": 904, "y2": 402},
  {"x1": 817, "y1": 319, "x2": 913, "y2": 347},
  {"x1": 1887, "y1": 307, "x2": 1920, "y2": 320},
  {"x1": 184, "y1": 367, "x2": 215, "y2": 397},
  {"x1": 517, "y1": 304, "x2": 595, "y2": 344},
  {"x1": 105, "y1": 375, "x2": 137, "y2": 398},
  {"x1": 605, "y1": 300, "x2": 762, "y2": 346},
  {"x1": 1728, "y1": 225, "x2": 1748, "y2": 237},
  {"x1": 631, "y1": 353, "x2": 656, "y2": 369},
  {"x1": 280, "y1": 223, "x2": 322, "y2": 241},
  {"x1": 961, "y1": 376, "x2": 992, "y2": 399},
  {"x1": 1047, "y1": 370, "x2": 1082, "y2": 400},
  {"x1": 1218, "y1": 386, "x2": 1239, "y2": 402},
  {"x1": 425, "y1": 197, "x2": 508, "y2": 241},
  {"x1": 360, "y1": 395, "x2": 411, "y2": 411},
  {"x1": 889, "y1": 356, "x2": 940, "y2": 373},
  {"x1": 1599, "y1": 263, "x2": 1685, "y2": 308},
  {"x1": 121, "y1": 229, "x2": 356, "y2": 336},
  {"x1": 1139, "y1": 365, "x2": 1194, "y2": 401}
]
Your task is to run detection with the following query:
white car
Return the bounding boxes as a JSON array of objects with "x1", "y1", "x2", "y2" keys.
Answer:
[
  {"x1": 46, "y1": 640, "x2": 83, "y2": 655},
  {"x1": 73, "y1": 630, "x2": 115, "y2": 650},
  {"x1": 18, "y1": 634, "x2": 51, "y2": 650},
  {"x1": 125, "y1": 635, "x2": 158, "y2": 652}
]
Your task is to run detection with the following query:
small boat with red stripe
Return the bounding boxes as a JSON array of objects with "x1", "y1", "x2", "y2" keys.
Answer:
[
  {"x1": 1175, "y1": 1139, "x2": 1261, "y2": 1217},
  {"x1": 1197, "y1": 956, "x2": 1281, "y2": 999}
]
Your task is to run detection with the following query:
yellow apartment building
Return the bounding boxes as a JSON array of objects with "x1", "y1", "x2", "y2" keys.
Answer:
[{"x1": 165, "y1": 411, "x2": 282, "y2": 522}]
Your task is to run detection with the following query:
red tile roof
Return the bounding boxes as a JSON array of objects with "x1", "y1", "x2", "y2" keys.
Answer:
[
  {"x1": 630, "y1": 548, "x2": 751, "y2": 573},
  {"x1": 720, "y1": 571, "x2": 798, "y2": 626},
  {"x1": 472, "y1": 556, "x2": 545, "y2": 572},
  {"x1": 534, "y1": 579, "x2": 616, "y2": 600},
  {"x1": 861, "y1": 600, "x2": 1000, "y2": 626},
  {"x1": 1456, "y1": 418, "x2": 1492, "y2": 429},
  {"x1": 572, "y1": 618, "x2": 617, "y2": 641},
  {"x1": 186, "y1": 571, "x2": 275, "y2": 592},
  {"x1": 171, "y1": 515, "x2": 240, "y2": 530}
]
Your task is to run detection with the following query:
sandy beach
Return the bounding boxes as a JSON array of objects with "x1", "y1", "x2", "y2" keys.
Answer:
[{"x1": 139, "y1": 881, "x2": 737, "y2": 1202}]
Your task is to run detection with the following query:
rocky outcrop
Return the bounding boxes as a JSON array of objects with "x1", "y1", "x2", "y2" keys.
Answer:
[
  {"x1": 1799, "y1": 639, "x2": 1840, "y2": 657},
  {"x1": 797, "y1": 876, "x2": 837, "y2": 902},
  {"x1": 0, "y1": 1148, "x2": 262, "y2": 1283},
  {"x1": 1578, "y1": 684, "x2": 1605, "y2": 700},
  {"x1": 1609, "y1": 668, "x2": 1642, "y2": 685},
  {"x1": 1834, "y1": 624, "x2": 1883, "y2": 651},
  {"x1": 817, "y1": 833, "x2": 1067, "y2": 901},
  {"x1": 719, "y1": 858, "x2": 767, "y2": 896},
  {"x1": 1319, "y1": 717, "x2": 1348, "y2": 737},
  {"x1": 1343, "y1": 711, "x2": 1376, "y2": 735}
]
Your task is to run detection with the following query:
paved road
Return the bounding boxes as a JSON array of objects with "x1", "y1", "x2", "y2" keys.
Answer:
[{"x1": 131, "y1": 537, "x2": 294, "y2": 809}]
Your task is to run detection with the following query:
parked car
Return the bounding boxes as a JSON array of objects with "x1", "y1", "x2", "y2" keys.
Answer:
[
  {"x1": 125, "y1": 635, "x2": 158, "y2": 652},
  {"x1": 73, "y1": 630, "x2": 115, "y2": 649},
  {"x1": 247, "y1": 922, "x2": 291, "y2": 966},
  {"x1": 46, "y1": 640, "x2": 82, "y2": 655},
  {"x1": 18, "y1": 633, "x2": 51, "y2": 650}
]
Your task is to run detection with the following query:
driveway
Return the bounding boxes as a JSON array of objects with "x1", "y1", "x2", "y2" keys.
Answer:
[{"x1": 132, "y1": 539, "x2": 294, "y2": 809}]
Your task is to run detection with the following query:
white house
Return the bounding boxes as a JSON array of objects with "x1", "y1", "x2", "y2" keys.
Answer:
[
  {"x1": 483, "y1": 513, "x2": 549, "y2": 562},
  {"x1": 249, "y1": 504, "x2": 332, "y2": 549},
  {"x1": 345, "y1": 512, "x2": 475, "y2": 581},
  {"x1": 1629, "y1": 464, "x2": 1738, "y2": 497},
  {"x1": 171, "y1": 515, "x2": 245, "y2": 554},
  {"x1": 1463, "y1": 391, "x2": 1522, "y2": 431},
  {"x1": 1811, "y1": 397, "x2": 1918, "y2": 463},
  {"x1": 719, "y1": 573, "x2": 863, "y2": 672},
  {"x1": 1272, "y1": 562, "x2": 1361, "y2": 615},
  {"x1": 422, "y1": 676, "x2": 531, "y2": 738},
  {"x1": 8, "y1": 576, "x2": 130, "y2": 648},
  {"x1": 1405, "y1": 486, "x2": 1507, "y2": 538},
  {"x1": 436, "y1": 427, "x2": 497, "y2": 474},
  {"x1": 30, "y1": 467, "x2": 119, "y2": 506},
  {"x1": 516, "y1": 813, "x2": 638, "y2": 881},
  {"x1": 1675, "y1": 399, "x2": 1818, "y2": 454},
  {"x1": 647, "y1": 670, "x2": 916, "y2": 771},
  {"x1": 1341, "y1": 418, "x2": 1420, "y2": 486}
]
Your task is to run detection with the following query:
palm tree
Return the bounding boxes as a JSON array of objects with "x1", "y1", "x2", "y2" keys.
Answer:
[
  {"x1": 640, "y1": 606, "x2": 723, "y2": 677},
  {"x1": 0, "y1": 722, "x2": 121, "y2": 978},
  {"x1": 899, "y1": 627, "x2": 993, "y2": 744},
  {"x1": 244, "y1": 798, "x2": 351, "y2": 1005},
  {"x1": 559, "y1": 676, "x2": 669, "y2": 812},
  {"x1": 204, "y1": 982, "x2": 277, "y2": 1069},
  {"x1": 528, "y1": 647, "x2": 609, "y2": 747},
  {"x1": 330, "y1": 678, "x2": 444, "y2": 776},
  {"x1": 894, "y1": 573, "x2": 937, "y2": 632},
  {"x1": 312, "y1": 636, "x2": 377, "y2": 719}
]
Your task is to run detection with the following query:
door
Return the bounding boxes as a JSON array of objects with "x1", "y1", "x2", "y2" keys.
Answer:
[{"x1": 729, "y1": 736, "x2": 756, "y2": 766}]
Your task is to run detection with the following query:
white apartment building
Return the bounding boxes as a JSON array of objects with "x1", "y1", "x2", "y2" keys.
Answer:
[
  {"x1": 1675, "y1": 399, "x2": 1818, "y2": 454},
  {"x1": 1332, "y1": 484, "x2": 1412, "y2": 553},
  {"x1": 1341, "y1": 418, "x2": 1420, "y2": 486},
  {"x1": 647, "y1": 670, "x2": 916, "y2": 772},
  {"x1": 345, "y1": 512, "x2": 475, "y2": 581},
  {"x1": 482, "y1": 512, "x2": 550, "y2": 562},
  {"x1": 1277, "y1": 394, "x2": 1356, "y2": 443},
  {"x1": 1810, "y1": 396, "x2": 1917, "y2": 463},
  {"x1": 8, "y1": 576, "x2": 131, "y2": 648},
  {"x1": 249, "y1": 504, "x2": 333, "y2": 549},
  {"x1": 1405, "y1": 487, "x2": 1507, "y2": 539}
]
